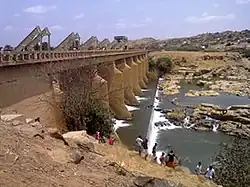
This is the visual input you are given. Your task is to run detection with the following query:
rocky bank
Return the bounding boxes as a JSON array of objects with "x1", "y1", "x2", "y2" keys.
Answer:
[
  {"x1": 152, "y1": 51, "x2": 250, "y2": 139},
  {"x1": 0, "y1": 112, "x2": 219, "y2": 187}
]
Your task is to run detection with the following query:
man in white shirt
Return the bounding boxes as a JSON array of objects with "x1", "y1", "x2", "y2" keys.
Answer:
[
  {"x1": 135, "y1": 136, "x2": 143, "y2": 156},
  {"x1": 195, "y1": 161, "x2": 202, "y2": 175},
  {"x1": 205, "y1": 165, "x2": 215, "y2": 180}
]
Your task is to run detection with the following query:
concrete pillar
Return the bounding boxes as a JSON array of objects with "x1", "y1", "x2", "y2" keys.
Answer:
[
  {"x1": 98, "y1": 61, "x2": 132, "y2": 120},
  {"x1": 144, "y1": 53, "x2": 150, "y2": 77},
  {"x1": 126, "y1": 57, "x2": 142, "y2": 96},
  {"x1": 138, "y1": 55, "x2": 149, "y2": 84},
  {"x1": 115, "y1": 59, "x2": 139, "y2": 106},
  {"x1": 59, "y1": 67, "x2": 109, "y2": 107},
  {"x1": 133, "y1": 56, "x2": 147, "y2": 89},
  {"x1": 49, "y1": 74, "x2": 67, "y2": 132}
]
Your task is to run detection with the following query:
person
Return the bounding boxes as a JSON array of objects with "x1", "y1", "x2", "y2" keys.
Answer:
[
  {"x1": 142, "y1": 138, "x2": 149, "y2": 160},
  {"x1": 108, "y1": 135, "x2": 115, "y2": 145},
  {"x1": 195, "y1": 161, "x2": 202, "y2": 175},
  {"x1": 159, "y1": 152, "x2": 165, "y2": 165},
  {"x1": 95, "y1": 131, "x2": 101, "y2": 143},
  {"x1": 135, "y1": 135, "x2": 143, "y2": 156},
  {"x1": 152, "y1": 143, "x2": 158, "y2": 161},
  {"x1": 166, "y1": 150, "x2": 178, "y2": 168},
  {"x1": 204, "y1": 165, "x2": 215, "y2": 180}
]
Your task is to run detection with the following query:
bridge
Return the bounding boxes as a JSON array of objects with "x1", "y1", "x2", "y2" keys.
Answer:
[{"x1": 0, "y1": 26, "x2": 150, "y2": 126}]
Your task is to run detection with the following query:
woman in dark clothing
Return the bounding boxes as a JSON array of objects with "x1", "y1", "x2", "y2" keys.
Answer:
[
  {"x1": 142, "y1": 138, "x2": 149, "y2": 160},
  {"x1": 166, "y1": 150, "x2": 178, "y2": 168}
]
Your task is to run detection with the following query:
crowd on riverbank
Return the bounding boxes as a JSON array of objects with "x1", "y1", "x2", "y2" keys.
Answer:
[{"x1": 134, "y1": 135, "x2": 215, "y2": 180}]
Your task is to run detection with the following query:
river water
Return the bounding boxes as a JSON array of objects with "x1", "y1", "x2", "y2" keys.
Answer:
[{"x1": 115, "y1": 78, "x2": 250, "y2": 171}]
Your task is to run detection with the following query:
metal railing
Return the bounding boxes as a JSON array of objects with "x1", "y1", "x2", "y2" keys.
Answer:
[{"x1": 0, "y1": 49, "x2": 148, "y2": 66}]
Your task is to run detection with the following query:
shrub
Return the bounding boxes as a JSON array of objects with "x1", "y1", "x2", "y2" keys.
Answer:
[
  {"x1": 214, "y1": 137, "x2": 250, "y2": 187},
  {"x1": 85, "y1": 99, "x2": 115, "y2": 137},
  {"x1": 59, "y1": 69, "x2": 115, "y2": 137},
  {"x1": 155, "y1": 56, "x2": 173, "y2": 75},
  {"x1": 148, "y1": 56, "x2": 156, "y2": 72}
]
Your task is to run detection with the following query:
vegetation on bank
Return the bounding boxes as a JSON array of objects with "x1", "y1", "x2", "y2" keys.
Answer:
[
  {"x1": 148, "y1": 56, "x2": 173, "y2": 75},
  {"x1": 58, "y1": 70, "x2": 115, "y2": 137},
  {"x1": 214, "y1": 137, "x2": 250, "y2": 187}
]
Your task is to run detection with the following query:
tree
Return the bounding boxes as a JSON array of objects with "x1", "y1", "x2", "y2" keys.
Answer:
[
  {"x1": 214, "y1": 137, "x2": 250, "y2": 187},
  {"x1": 38, "y1": 63, "x2": 115, "y2": 137},
  {"x1": 155, "y1": 56, "x2": 173, "y2": 76}
]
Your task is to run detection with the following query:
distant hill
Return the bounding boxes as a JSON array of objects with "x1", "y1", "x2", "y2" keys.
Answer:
[{"x1": 129, "y1": 30, "x2": 250, "y2": 52}]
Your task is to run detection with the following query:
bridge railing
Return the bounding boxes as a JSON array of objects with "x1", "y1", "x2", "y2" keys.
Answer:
[{"x1": 0, "y1": 49, "x2": 148, "y2": 66}]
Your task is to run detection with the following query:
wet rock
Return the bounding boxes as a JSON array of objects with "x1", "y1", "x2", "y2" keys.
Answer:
[
  {"x1": 185, "y1": 90, "x2": 219, "y2": 97},
  {"x1": 194, "y1": 103, "x2": 250, "y2": 138},
  {"x1": 132, "y1": 176, "x2": 185, "y2": 187}
]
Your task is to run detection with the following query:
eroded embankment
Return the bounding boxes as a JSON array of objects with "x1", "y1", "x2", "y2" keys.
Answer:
[{"x1": 0, "y1": 112, "x2": 219, "y2": 187}]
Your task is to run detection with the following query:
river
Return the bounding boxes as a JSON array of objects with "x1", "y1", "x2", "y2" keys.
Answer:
[{"x1": 115, "y1": 78, "x2": 250, "y2": 171}]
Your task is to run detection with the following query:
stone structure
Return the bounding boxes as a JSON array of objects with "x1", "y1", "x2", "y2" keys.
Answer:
[{"x1": 0, "y1": 26, "x2": 150, "y2": 124}]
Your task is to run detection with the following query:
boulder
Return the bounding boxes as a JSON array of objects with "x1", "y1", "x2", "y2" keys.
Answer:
[
  {"x1": 62, "y1": 130, "x2": 95, "y2": 152},
  {"x1": 132, "y1": 176, "x2": 185, "y2": 187},
  {"x1": 185, "y1": 90, "x2": 219, "y2": 97}
]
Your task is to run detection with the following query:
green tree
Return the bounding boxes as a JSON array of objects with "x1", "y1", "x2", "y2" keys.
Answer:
[
  {"x1": 85, "y1": 99, "x2": 115, "y2": 137},
  {"x1": 214, "y1": 137, "x2": 250, "y2": 187},
  {"x1": 155, "y1": 56, "x2": 173, "y2": 76},
  {"x1": 148, "y1": 56, "x2": 156, "y2": 72}
]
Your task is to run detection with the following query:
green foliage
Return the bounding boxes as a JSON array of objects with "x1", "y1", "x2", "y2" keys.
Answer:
[
  {"x1": 85, "y1": 99, "x2": 115, "y2": 137},
  {"x1": 155, "y1": 56, "x2": 173, "y2": 75},
  {"x1": 214, "y1": 137, "x2": 250, "y2": 187},
  {"x1": 147, "y1": 56, "x2": 173, "y2": 76},
  {"x1": 148, "y1": 56, "x2": 156, "y2": 72},
  {"x1": 60, "y1": 78, "x2": 114, "y2": 137}
]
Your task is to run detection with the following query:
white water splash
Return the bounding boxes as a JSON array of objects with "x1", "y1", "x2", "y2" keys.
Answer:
[
  {"x1": 212, "y1": 123, "x2": 220, "y2": 132},
  {"x1": 125, "y1": 105, "x2": 139, "y2": 112},
  {"x1": 147, "y1": 88, "x2": 181, "y2": 156},
  {"x1": 113, "y1": 119, "x2": 130, "y2": 131},
  {"x1": 135, "y1": 96, "x2": 148, "y2": 102}
]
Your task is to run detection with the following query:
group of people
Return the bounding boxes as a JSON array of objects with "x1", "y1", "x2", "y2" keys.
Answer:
[
  {"x1": 135, "y1": 135, "x2": 215, "y2": 181},
  {"x1": 95, "y1": 131, "x2": 115, "y2": 145},
  {"x1": 195, "y1": 162, "x2": 215, "y2": 180},
  {"x1": 135, "y1": 135, "x2": 178, "y2": 168}
]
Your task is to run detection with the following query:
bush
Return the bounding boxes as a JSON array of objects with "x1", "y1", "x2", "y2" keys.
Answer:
[
  {"x1": 59, "y1": 70, "x2": 115, "y2": 137},
  {"x1": 155, "y1": 56, "x2": 173, "y2": 75},
  {"x1": 214, "y1": 137, "x2": 250, "y2": 187},
  {"x1": 148, "y1": 56, "x2": 156, "y2": 72},
  {"x1": 85, "y1": 99, "x2": 115, "y2": 137}
]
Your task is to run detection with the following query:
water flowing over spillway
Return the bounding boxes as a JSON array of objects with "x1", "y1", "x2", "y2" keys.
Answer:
[{"x1": 146, "y1": 78, "x2": 181, "y2": 160}]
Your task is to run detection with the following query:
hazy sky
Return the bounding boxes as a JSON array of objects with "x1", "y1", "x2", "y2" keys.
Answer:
[{"x1": 0, "y1": 0, "x2": 250, "y2": 46}]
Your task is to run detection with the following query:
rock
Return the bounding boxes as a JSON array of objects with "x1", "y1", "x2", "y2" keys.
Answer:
[
  {"x1": 25, "y1": 118, "x2": 33, "y2": 124},
  {"x1": 12, "y1": 120, "x2": 22, "y2": 126},
  {"x1": 132, "y1": 176, "x2": 185, "y2": 187},
  {"x1": 185, "y1": 90, "x2": 219, "y2": 97},
  {"x1": 196, "y1": 80, "x2": 206, "y2": 86},
  {"x1": 70, "y1": 148, "x2": 84, "y2": 164},
  {"x1": 194, "y1": 103, "x2": 250, "y2": 138},
  {"x1": 48, "y1": 128, "x2": 69, "y2": 146},
  {"x1": 0, "y1": 114, "x2": 23, "y2": 122},
  {"x1": 62, "y1": 131, "x2": 95, "y2": 152}
]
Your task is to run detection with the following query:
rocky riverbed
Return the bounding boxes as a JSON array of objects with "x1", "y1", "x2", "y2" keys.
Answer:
[{"x1": 153, "y1": 51, "x2": 250, "y2": 139}]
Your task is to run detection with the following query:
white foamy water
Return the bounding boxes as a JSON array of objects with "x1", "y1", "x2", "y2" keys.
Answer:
[
  {"x1": 212, "y1": 123, "x2": 220, "y2": 132},
  {"x1": 113, "y1": 119, "x2": 130, "y2": 131},
  {"x1": 135, "y1": 96, "x2": 148, "y2": 102},
  {"x1": 125, "y1": 105, "x2": 139, "y2": 112},
  {"x1": 113, "y1": 96, "x2": 144, "y2": 131},
  {"x1": 147, "y1": 88, "x2": 181, "y2": 156}
]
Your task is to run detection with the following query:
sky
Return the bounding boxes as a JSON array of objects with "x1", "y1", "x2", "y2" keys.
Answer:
[{"x1": 0, "y1": 0, "x2": 250, "y2": 46}]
